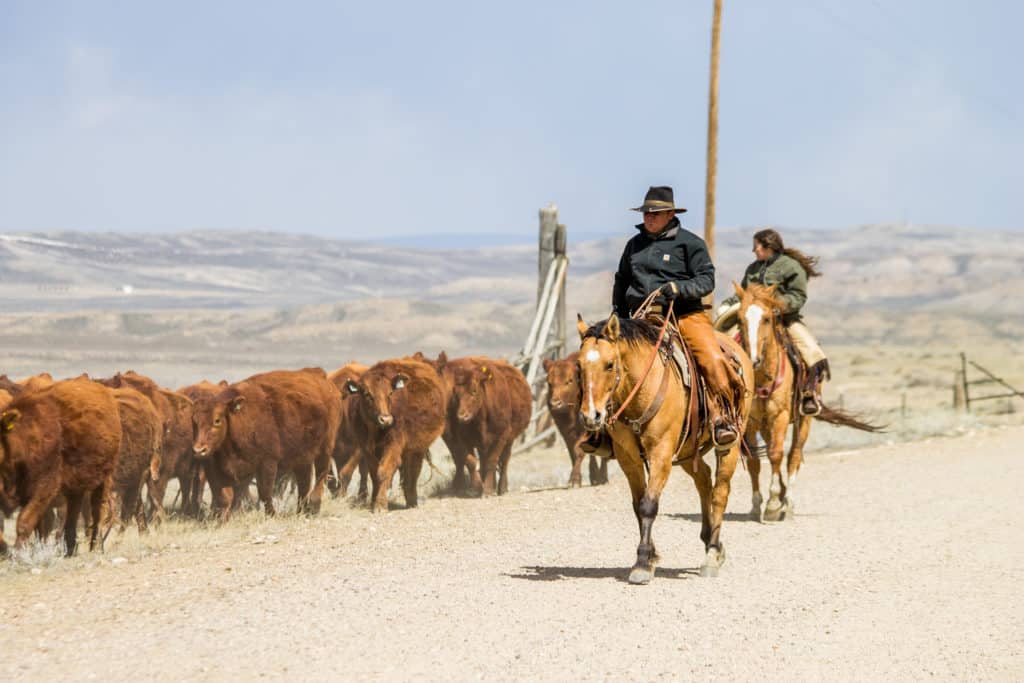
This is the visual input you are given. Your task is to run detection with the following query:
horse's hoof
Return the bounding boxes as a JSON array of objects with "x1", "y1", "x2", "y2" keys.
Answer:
[
  {"x1": 700, "y1": 545, "x2": 725, "y2": 577},
  {"x1": 628, "y1": 565, "x2": 654, "y2": 585},
  {"x1": 763, "y1": 502, "x2": 784, "y2": 523},
  {"x1": 748, "y1": 506, "x2": 763, "y2": 523}
]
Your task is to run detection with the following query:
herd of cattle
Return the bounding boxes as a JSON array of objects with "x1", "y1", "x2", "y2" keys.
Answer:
[{"x1": 0, "y1": 350, "x2": 611, "y2": 557}]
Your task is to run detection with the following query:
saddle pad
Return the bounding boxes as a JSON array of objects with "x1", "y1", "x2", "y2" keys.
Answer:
[{"x1": 670, "y1": 343, "x2": 691, "y2": 388}]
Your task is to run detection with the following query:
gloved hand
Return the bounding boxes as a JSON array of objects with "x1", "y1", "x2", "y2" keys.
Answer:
[{"x1": 658, "y1": 282, "x2": 679, "y2": 299}]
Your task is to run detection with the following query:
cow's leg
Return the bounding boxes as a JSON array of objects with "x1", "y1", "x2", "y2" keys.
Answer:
[
  {"x1": 465, "y1": 449, "x2": 483, "y2": 494},
  {"x1": 190, "y1": 463, "x2": 207, "y2": 517},
  {"x1": 372, "y1": 442, "x2": 403, "y2": 513},
  {"x1": 293, "y1": 462, "x2": 313, "y2": 515},
  {"x1": 337, "y1": 447, "x2": 362, "y2": 499},
  {"x1": 479, "y1": 440, "x2": 505, "y2": 497},
  {"x1": 256, "y1": 462, "x2": 279, "y2": 516},
  {"x1": 401, "y1": 451, "x2": 424, "y2": 508},
  {"x1": 59, "y1": 492, "x2": 85, "y2": 557},
  {"x1": 785, "y1": 414, "x2": 812, "y2": 517},
  {"x1": 308, "y1": 450, "x2": 331, "y2": 515},
  {"x1": 16, "y1": 473, "x2": 60, "y2": 550},
  {"x1": 566, "y1": 432, "x2": 584, "y2": 488},
  {"x1": 762, "y1": 410, "x2": 790, "y2": 522},
  {"x1": 215, "y1": 485, "x2": 235, "y2": 523},
  {"x1": 89, "y1": 483, "x2": 110, "y2": 552},
  {"x1": 357, "y1": 456, "x2": 369, "y2": 502},
  {"x1": 147, "y1": 472, "x2": 169, "y2": 523},
  {"x1": 497, "y1": 439, "x2": 513, "y2": 496},
  {"x1": 745, "y1": 421, "x2": 763, "y2": 522}
]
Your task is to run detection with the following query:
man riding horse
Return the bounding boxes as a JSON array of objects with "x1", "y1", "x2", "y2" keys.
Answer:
[
  {"x1": 719, "y1": 228, "x2": 829, "y2": 416},
  {"x1": 611, "y1": 186, "x2": 746, "y2": 446}
]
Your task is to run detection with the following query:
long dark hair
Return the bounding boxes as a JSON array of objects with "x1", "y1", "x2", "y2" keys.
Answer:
[{"x1": 753, "y1": 228, "x2": 822, "y2": 278}]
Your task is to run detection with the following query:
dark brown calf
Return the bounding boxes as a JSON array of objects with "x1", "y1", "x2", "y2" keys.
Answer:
[
  {"x1": 191, "y1": 368, "x2": 341, "y2": 521},
  {"x1": 544, "y1": 353, "x2": 608, "y2": 487},
  {"x1": 0, "y1": 378, "x2": 121, "y2": 556},
  {"x1": 446, "y1": 357, "x2": 532, "y2": 496},
  {"x1": 99, "y1": 371, "x2": 196, "y2": 520},
  {"x1": 344, "y1": 359, "x2": 445, "y2": 513},
  {"x1": 327, "y1": 363, "x2": 369, "y2": 500},
  {"x1": 106, "y1": 387, "x2": 163, "y2": 536}
]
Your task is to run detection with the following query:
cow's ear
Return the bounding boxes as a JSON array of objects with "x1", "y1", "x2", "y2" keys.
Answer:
[
  {"x1": 732, "y1": 280, "x2": 745, "y2": 299},
  {"x1": 480, "y1": 365, "x2": 492, "y2": 383},
  {"x1": 576, "y1": 314, "x2": 589, "y2": 341},
  {"x1": 218, "y1": 380, "x2": 229, "y2": 387},
  {"x1": 543, "y1": 358, "x2": 553, "y2": 372},
  {"x1": 344, "y1": 380, "x2": 360, "y2": 395},
  {"x1": 1, "y1": 409, "x2": 20, "y2": 432},
  {"x1": 602, "y1": 314, "x2": 620, "y2": 341},
  {"x1": 412, "y1": 351, "x2": 424, "y2": 361},
  {"x1": 229, "y1": 396, "x2": 245, "y2": 414},
  {"x1": 392, "y1": 373, "x2": 409, "y2": 390}
]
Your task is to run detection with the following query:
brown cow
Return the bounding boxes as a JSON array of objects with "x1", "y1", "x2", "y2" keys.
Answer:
[
  {"x1": 344, "y1": 358, "x2": 445, "y2": 513},
  {"x1": 544, "y1": 353, "x2": 608, "y2": 488},
  {"x1": 18, "y1": 372, "x2": 54, "y2": 393},
  {"x1": 105, "y1": 387, "x2": 163, "y2": 536},
  {"x1": 0, "y1": 377, "x2": 121, "y2": 556},
  {"x1": 100, "y1": 371, "x2": 195, "y2": 520},
  {"x1": 327, "y1": 363, "x2": 369, "y2": 500},
  {"x1": 191, "y1": 368, "x2": 341, "y2": 520},
  {"x1": 446, "y1": 358, "x2": 531, "y2": 496},
  {"x1": 177, "y1": 380, "x2": 229, "y2": 516}
]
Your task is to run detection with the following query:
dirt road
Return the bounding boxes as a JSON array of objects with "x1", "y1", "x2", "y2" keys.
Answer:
[{"x1": 2, "y1": 426, "x2": 1022, "y2": 681}]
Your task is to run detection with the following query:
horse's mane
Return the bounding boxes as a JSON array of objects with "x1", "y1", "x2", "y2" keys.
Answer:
[
  {"x1": 584, "y1": 317, "x2": 662, "y2": 348},
  {"x1": 744, "y1": 283, "x2": 786, "y2": 312}
]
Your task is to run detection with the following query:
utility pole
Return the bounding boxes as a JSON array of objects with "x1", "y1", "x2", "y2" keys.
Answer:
[{"x1": 704, "y1": 0, "x2": 723, "y2": 267}]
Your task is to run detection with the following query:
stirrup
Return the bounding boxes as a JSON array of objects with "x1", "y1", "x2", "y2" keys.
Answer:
[
  {"x1": 711, "y1": 422, "x2": 738, "y2": 449},
  {"x1": 799, "y1": 395, "x2": 822, "y2": 417}
]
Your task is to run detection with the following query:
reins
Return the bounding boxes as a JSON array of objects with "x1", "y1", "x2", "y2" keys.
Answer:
[
  {"x1": 606, "y1": 292, "x2": 674, "y2": 427},
  {"x1": 754, "y1": 318, "x2": 787, "y2": 400}
]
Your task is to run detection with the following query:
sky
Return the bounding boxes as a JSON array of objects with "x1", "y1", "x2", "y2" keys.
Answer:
[{"x1": 1, "y1": 1, "x2": 1021, "y2": 239}]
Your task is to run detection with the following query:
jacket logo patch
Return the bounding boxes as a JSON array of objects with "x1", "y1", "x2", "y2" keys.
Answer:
[{"x1": 662, "y1": 254, "x2": 670, "y2": 262}]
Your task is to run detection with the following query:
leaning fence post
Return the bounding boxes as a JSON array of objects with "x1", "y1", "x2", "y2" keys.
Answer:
[{"x1": 953, "y1": 370, "x2": 965, "y2": 412}]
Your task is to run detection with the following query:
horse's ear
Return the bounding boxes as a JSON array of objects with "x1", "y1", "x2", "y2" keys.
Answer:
[
  {"x1": 576, "y1": 314, "x2": 589, "y2": 341},
  {"x1": 732, "y1": 281, "x2": 745, "y2": 299},
  {"x1": 602, "y1": 314, "x2": 620, "y2": 341}
]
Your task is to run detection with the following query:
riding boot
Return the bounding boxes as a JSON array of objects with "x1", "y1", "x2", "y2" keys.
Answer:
[
  {"x1": 800, "y1": 360, "x2": 827, "y2": 417},
  {"x1": 709, "y1": 399, "x2": 738, "y2": 448}
]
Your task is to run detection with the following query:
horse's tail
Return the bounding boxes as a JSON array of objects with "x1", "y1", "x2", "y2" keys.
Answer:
[{"x1": 814, "y1": 404, "x2": 887, "y2": 433}]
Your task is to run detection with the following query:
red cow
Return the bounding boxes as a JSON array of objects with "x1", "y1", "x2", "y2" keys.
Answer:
[
  {"x1": 191, "y1": 368, "x2": 341, "y2": 521},
  {"x1": 0, "y1": 378, "x2": 121, "y2": 556},
  {"x1": 105, "y1": 386, "x2": 163, "y2": 536},
  {"x1": 344, "y1": 358, "x2": 445, "y2": 513},
  {"x1": 544, "y1": 353, "x2": 609, "y2": 487},
  {"x1": 446, "y1": 358, "x2": 532, "y2": 496}
]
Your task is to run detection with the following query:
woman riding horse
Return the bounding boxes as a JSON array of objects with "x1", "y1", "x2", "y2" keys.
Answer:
[{"x1": 720, "y1": 228, "x2": 829, "y2": 416}]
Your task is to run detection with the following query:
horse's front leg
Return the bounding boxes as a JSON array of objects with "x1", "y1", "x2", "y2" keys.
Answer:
[
  {"x1": 608, "y1": 429, "x2": 655, "y2": 584},
  {"x1": 762, "y1": 408, "x2": 790, "y2": 522},
  {"x1": 744, "y1": 418, "x2": 763, "y2": 522}
]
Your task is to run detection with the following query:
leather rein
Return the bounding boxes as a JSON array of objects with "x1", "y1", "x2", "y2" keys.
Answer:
[
  {"x1": 606, "y1": 296, "x2": 674, "y2": 430},
  {"x1": 753, "y1": 319, "x2": 788, "y2": 400}
]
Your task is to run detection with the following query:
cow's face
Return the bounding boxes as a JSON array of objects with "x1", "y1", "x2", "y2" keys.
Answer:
[
  {"x1": 452, "y1": 365, "x2": 491, "y2": 423},
  {"x1": 544, "y1": 358, "x2": 580, "y2": 412},
  {"x1": 346, "y1": 372, "x2": 409, "y2": 431},
  {"x1": 191, "y1": 390, "x2": 243, "y2": 458}
]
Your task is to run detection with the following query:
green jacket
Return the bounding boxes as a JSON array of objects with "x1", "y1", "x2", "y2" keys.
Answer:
[{"x1": 722, "y1": 253, "x2": 808, "y2": 323}]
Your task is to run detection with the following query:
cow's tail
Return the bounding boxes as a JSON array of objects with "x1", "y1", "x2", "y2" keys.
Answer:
[
  {"x1": 814, "y1": 404, "x2": 886, "y2": 433},
  {"x1": 423, "y1": 449, "x2": 442, "y2": 484}
]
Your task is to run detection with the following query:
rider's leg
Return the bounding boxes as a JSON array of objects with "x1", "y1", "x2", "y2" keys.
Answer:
[
  {"x1": 787, "y1": 321, "x2": 828, "y2": 415},
  {"x1": 677, "y1": 311, "x2": 744, "y2": 446}
]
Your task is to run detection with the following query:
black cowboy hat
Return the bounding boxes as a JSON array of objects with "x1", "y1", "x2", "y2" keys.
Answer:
[{"x1": 630, "y1": 186, "x2": 687, "y2": 214}]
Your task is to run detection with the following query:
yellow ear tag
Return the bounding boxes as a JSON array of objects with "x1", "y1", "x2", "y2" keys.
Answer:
[{"x1": 3, "y1": 419, "x2": 14, "y2": 432}]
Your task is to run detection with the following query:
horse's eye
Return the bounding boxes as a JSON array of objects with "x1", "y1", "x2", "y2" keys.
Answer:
[{"x1": 605, "y1": 362, "x2": 614, "y2": 371}]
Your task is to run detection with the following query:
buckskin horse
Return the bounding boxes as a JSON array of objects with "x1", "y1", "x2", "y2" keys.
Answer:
[
  {"x1": 576, "y1": 312, "x2": 754, "y2": 583},
  {"x1": 731, "y1": 282, "x2": 883, "y2": 522}
]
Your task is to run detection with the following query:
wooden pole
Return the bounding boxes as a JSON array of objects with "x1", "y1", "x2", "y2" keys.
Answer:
[
  {"x1": 704, "y1": 0, "x2": 723, "y2": 264},
  {"x1": 960, "y1": 352, "x2": 971, "y2": 412},
  {"x1": 538, "y1": 205, "x2": 558, "y2": 308},
  {"x1": 554, "y1": 223, "x2": 567, "y2": 358}
]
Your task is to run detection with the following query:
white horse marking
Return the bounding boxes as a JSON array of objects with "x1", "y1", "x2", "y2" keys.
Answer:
[
  {"x1": 745, "y1": 304, "x2": 764, "y2": 364},
  {"x1": 585, "y1": 349, "x2": 600, "y2": 363}
]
